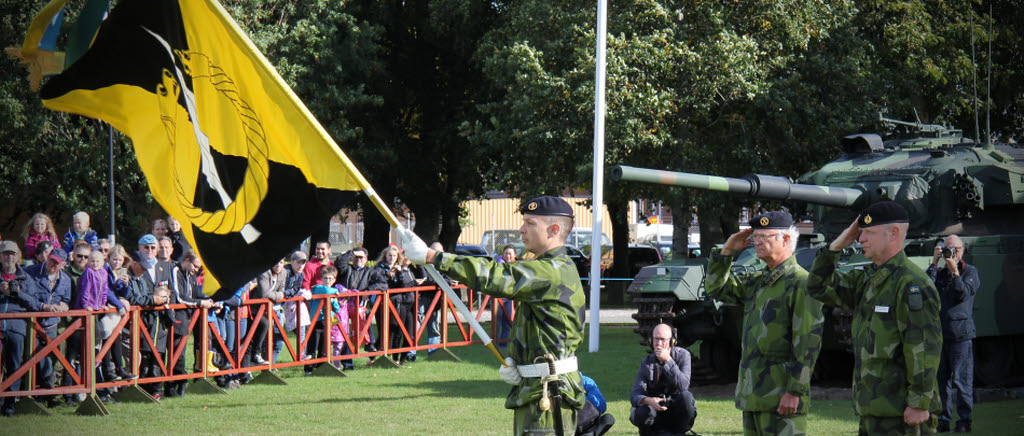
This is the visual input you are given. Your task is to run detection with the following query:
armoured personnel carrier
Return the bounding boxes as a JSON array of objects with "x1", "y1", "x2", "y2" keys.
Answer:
[{"x1": 614, "y1": 115, "x2": 1024, "y2": 385}]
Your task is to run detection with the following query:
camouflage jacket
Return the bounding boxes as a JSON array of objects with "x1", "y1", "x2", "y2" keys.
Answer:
[
  {"x1": 806, "y1": 248, "x2": 941, "y2": 417},
  {"x1": 706, "y1": 252, "x2": 824, "y2": 413},
  {"x1": 435, "y1": 245, "x2": 586, "y2": 410}
]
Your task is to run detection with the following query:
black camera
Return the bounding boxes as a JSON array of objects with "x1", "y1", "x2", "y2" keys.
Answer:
[
  {"x1": 1, "y1": 279, "x2": 19, "y2": 294},
  {"x1": 942, "y1": 247, "x2": 954, "y2": 259}
]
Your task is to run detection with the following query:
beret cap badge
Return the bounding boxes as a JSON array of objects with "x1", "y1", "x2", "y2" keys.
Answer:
[
  {"x1": 759, "y1": 217, "x2": 769, "y2": 227},
  {"x1": 863, "y1": 214, "x2": 873, "y2": 225},
  {"x1": 527, "y1": 202, "x2": 538, "y2": 211}
]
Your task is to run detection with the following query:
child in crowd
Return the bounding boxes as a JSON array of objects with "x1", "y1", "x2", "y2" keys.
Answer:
[
  {"x1": 306, "y1": 266, "x2": 348, "y2": 373},
  {"x1": 22, "y1": 212, "x2": 61, "y2": 261},
  {"x1": 62, "y1": 211, "x2": 99, "y2": 253},
  {"x1": 103, "y1": 245, "x2": 135, "y2": 381}
]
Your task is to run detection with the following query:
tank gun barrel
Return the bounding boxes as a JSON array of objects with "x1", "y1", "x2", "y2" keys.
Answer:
[{"x1": 612, "y1": 165, "x2": 864, "y2": 208}]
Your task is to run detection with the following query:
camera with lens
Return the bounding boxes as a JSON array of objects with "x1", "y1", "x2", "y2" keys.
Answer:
[
  {"x1": 0, "y1": 279, "x2": 20, "y2": 295},
  {"x1": 942, "y1": 247, "x2": 955, "y2": 259}
]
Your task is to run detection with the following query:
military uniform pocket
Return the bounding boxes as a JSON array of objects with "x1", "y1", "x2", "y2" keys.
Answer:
[{"x1": 868, "y1": 311, "x2": 898, "y2": 359}]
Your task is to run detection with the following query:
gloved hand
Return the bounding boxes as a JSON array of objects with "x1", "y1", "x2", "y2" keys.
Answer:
[
  {"x1": 499, "y1": 356, "x2": 522, "y2": 385},
  {"x1": 399, "y1": 227, "x2": 430, "y2": 265}
]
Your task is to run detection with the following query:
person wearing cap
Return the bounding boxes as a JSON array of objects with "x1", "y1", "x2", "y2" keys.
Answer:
[
  {"x1": 399, "y1": 195, "x2": 586, "y2": 436},
  {"x1": 0, "y1": 241, "x2": 41, "y2": 416},
  {"x1": 705, "y1": 211, "x2": 825, "y2": 435},
  {"x1": 806, "y1": 201, "x2": 941, "y2": 435},
  {"x1": 334, "y1": 246, "x2": 387, "y2": 356},
  {"x1": 127, "y1": 233, "x2": 174, "y2": 399},
  {"x1": 23, "y1": 247, "x2": 73, "y2": 407}
]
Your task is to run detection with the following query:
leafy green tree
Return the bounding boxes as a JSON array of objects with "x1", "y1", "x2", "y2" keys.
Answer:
[
  {"x1": 470, "y1": 0, "x2": 856, "y2": 271},
  {"x1": 1, "y1": 0, "x2": 156, "y2": 242}
]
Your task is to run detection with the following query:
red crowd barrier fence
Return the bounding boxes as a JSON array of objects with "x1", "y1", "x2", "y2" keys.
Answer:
[{"x1": 0, "y1": 284, "x2": 515, "y2": 413}]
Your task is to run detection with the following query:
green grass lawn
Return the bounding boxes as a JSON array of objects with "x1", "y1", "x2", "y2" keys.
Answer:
[{"x1": 5, "y1": 326, "x2": 1023, "y2": 435}]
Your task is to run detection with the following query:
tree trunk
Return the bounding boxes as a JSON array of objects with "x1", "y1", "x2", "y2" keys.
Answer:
[
  {"x1": 670, "y1": 198, "x2": 692, "y2": 258},
  {"x1": 438, "y1": 197, "x2": 463, "y2": 253}
]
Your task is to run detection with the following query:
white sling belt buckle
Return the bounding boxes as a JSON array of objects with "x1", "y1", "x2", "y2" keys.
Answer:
[{"x1": 516, "y1": 356, "x2": 578, "y2": 378}]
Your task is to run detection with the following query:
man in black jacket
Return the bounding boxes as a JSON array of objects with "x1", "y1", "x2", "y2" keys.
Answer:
[
  {"x1": 927, "y1": 235, "x2": 980, "y2": 434},
  {"x1": 335, "y1": 247, "x2": 386, "y2": 353}
]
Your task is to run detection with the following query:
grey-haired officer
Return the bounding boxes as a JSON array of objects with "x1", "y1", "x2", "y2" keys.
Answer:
[
  {"x1": 400, "y1": 196, "x2": 586, "y2": 435},
  {"x1": 807, "y1": 201, "x2": 941, "y2": 435},
  {"x1": 706, "y1": 211, "x2": 824, "y2": 435}
]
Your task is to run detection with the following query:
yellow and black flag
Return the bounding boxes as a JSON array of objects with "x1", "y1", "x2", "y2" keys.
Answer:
[{"x1": 16, "y1": 0, "x2": 373, "y2": 299}]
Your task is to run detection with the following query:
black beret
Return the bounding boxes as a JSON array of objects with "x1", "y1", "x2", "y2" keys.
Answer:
[
  {"x1": 749, "y1": 211, "x2": 793, "y2": 230},
  {"x1": 521, "y1": 196, "x2": 574, "y2": 217},
  {"x1": 858, "y1": 201, "x2": 909, "y2": 228}
]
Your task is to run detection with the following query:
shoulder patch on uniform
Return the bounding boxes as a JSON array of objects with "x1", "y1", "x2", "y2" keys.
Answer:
[{"x1": 908, "y1": 285, "x2": 923, "y2": 311}]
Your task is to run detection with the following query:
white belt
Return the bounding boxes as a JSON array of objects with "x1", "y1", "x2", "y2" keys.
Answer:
[{"x1": 516, "y1": 356, "x2": 578, "y2": 378}]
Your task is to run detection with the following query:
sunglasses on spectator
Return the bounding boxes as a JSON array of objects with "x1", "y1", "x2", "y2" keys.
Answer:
[
  {"x1": 142, "y1": 245, "x2": 157, "y2": 250},
  {"x1": 99, "y1": 247, "x2": 111, "y2": 253},
  {"x1": 75, "y1": 254, "x2": 89, "y2": 259}
]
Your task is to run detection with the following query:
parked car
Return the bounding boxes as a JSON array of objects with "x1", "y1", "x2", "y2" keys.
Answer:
[
  {"x1": 602, "y1": 244, "x2": 663, "y2": 277},
  {"x1": 563, "y1": 245, "x2": 592, "y2": 279},
  {"x1": 455, "y1": 244, "x2": 492, "y2": 260}
]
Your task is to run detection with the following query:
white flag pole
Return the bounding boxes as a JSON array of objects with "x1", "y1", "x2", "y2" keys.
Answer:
[{"x1": 589, "y1": 0, "x2": 608, "y2": 352}]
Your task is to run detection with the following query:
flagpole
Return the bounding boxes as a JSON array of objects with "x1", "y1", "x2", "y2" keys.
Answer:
[
  {"x1": 589, "y1": 0, "x2": 609, "y2": 353},
  {"x1": 107, "y1": 122, "x2": 116, "y2": 243}
]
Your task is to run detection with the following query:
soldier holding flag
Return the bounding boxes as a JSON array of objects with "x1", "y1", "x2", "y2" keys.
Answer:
[{"x1": 401, "y1": 196, "x2": 586, "y2": 436}]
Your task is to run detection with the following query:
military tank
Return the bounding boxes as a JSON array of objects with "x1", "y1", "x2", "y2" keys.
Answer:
[{"x1": 613, "y1": 115, "x2": 1024, "y2": 385}]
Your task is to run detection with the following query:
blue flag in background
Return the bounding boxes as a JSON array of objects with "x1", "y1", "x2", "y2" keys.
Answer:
[{"x1": 37, "y1": 7, "x2": 64, "y2": 51}]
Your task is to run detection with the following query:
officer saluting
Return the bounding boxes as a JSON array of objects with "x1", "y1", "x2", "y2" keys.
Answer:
[
  {"x1": 705, "y1": 211, "x2": 824, "y2": 435},
  {"x1": 806, "y1": 201, "x2": 942, "y2": 435},
  {"x1": 400, "y1": 196, "x2": 586, "y2": 435}
]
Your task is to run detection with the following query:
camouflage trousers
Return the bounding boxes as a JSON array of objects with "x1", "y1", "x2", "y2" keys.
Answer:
[
  {"x1": 858, "y1": 415, "x2": 937, "y2": 436},
  {"x1": 742, "y1": 411, "x2": 806, "y2": 436},
  {"x1": 513, "y1": 401, "x2": 578, "y2": 435}
]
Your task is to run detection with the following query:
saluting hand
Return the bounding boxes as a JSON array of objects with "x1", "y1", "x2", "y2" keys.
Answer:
[
  {"x1": 721, "y1": 228, "x2": 753, "y2": 256},
  {"x1": 829, "y1": 220, "x2": 860, "y2": 251}
]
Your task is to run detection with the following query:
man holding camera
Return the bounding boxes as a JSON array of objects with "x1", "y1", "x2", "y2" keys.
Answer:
[
  {"x1": 0, "y1": 241, "x2": 40, "y2": 416},
  {"x1": 927, "y1": 235, "x2": 979, "y2": 433},
  {"x1": 706, "y1": 211, "x2": 824, "y2": 435},
  {"x1": 629, "y1": 323, "x2": 697, "y2": 435}
]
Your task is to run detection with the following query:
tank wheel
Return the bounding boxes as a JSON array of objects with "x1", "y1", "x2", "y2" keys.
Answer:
[
  {"x1": 700, "y1": 339, "x2": 739, "y2": 382},
  {"x1": 974, "y1": 336, "x2": 1014, "y2": 386}
]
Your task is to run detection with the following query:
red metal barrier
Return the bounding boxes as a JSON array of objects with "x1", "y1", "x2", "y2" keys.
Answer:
[{"x1": 0, "y1": 283, "x2": 516, "y2": 408}]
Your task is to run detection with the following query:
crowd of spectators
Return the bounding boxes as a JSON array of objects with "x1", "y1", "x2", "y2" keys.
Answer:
[{"x1": 0, "y1": 210, "x2": 483, "y2": 416}]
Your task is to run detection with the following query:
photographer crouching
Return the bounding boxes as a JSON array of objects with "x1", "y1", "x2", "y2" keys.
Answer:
[
  {"x1": 927, "y1": 235, "x2": 980, "y2": 433},
  {"x1": 629, "y1": 323, "x2": 697, "y2": 435}
]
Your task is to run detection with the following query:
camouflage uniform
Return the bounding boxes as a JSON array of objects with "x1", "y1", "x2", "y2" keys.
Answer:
[
  {"x1": 806, "y1": 248, "x2": 941, "y2": 436},
  {"x1": 706, "y1": 251, "x2": 824, "y2": 436},
  {"x1": 435, "y1": 246, "x2": 586, "y2": 435}
]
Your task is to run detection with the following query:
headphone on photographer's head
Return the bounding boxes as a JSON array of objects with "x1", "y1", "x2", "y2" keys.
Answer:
[{"x1": 649, "y1": 324, "x2": 677, "y2": 350}]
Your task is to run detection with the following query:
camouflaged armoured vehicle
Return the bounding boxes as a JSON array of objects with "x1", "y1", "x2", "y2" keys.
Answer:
[{"x1": 613, "y1": 115, "x2": 1024, "y2": 384}]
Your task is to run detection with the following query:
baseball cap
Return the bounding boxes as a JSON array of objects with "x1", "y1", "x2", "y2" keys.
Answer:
[{"x1": 0, "y1": 241, "x2": 20, "y2": 255}]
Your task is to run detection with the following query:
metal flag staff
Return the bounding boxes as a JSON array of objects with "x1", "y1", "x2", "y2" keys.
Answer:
[{"x1": 363, "y1": 187, "x2": 507, "y2": 367}]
